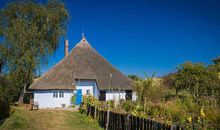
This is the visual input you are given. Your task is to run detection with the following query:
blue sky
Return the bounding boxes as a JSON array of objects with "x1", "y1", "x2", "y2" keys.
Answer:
[{"x1": 1, "y1": 0, "x2": 220, "y2": 77}]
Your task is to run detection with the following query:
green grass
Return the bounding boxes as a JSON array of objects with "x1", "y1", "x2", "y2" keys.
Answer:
[{"x1": 0, "y1": 106, "x2": 103, "y2": 130}]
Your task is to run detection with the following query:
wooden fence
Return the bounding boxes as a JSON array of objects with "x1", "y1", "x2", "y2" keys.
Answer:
[{"x1": 84, "y1": 104, "x2": 183, "y2": 130}]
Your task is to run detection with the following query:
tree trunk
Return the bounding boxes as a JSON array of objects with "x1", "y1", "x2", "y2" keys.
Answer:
[{"x1": 18, "y1": 84, "x2": 26, "y2": 104}]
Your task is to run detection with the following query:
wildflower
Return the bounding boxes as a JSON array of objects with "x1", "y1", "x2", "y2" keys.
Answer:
[
  {"x1": 187, "y1": 116, "x2": 192, "y2": 123},
  {"x1": 200, "y1": 107, "x2": 206, "y2": 117},
  {"x1": 198, "y1": 116, "x2": 200, "y2": 122}
]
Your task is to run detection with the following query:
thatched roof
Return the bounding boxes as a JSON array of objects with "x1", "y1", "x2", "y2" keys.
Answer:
[{"x1": 29, "y1": 37, "x2": 134, "y2": 90}]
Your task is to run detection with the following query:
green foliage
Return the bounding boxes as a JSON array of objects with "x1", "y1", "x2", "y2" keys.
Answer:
[
  {"x1": 176, "y1": 62, "x2": 219, "y2": 100},
  {"x1": 0, "y1": 0, "x2": 69, "y2": 88},
  {"x1": 80, "y1": 57, "x2": 220, "y2": 129},
  {"x1": 205, "y1": 106, "x2": 220, "y2": 129},
  {"x1": 135, "y1": 75, "x2": 167, "y2": 104},
  {"x1": 121, "y1": 100, "x2": 136, "y2": 112},
  {"x1": 79, "y1": 95, "x2": 99, "y2": 113},
  {"x1": 71, "y1": 94, "x2": 76, "y2": 107},
  {"x1": 163, "y1": 73, "x2": 177, "y2": 89},
  {"x1": 0, "y1": 76, "x2": 17, "y2": 119},
  {"x1": 0, "y1": 107, "x2": 103, "y2": 130},
  {"x1": 128, "y1": 75, "x2": 141, "y2": 81},
  {"x1": 0, "y1": 95, "x2": 11, "y2": 119},
  {"x1": 0, "y1": 0, "x2": 69, "y2": 119},
  {"x1": 213, "y1": 56, "x2": 220, "y2": 65}
]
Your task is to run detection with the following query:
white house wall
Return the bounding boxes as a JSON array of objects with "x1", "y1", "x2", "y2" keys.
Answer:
[
  {"x1": 132, "y1": 92, "x2": 137, "y2": 101},
  {"x1": 106, "y1": 90, "x2": 126, "y2": 102},
  {"x1": 34, "y1": 90, "x2": 73, "y2": 108},
  {"x1": 75, "y1": 80, "x2": 100, "y2": 99}
]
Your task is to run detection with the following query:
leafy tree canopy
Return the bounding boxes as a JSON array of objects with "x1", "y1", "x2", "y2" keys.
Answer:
[
  {"x1": 213, "y1": 56, "x2": 220, "y2": 65},
  {"x1": 176, "y1": 62, "x2": 219, "y2": 100},
  {"x1": 0, "y1": 0, "x2": 69, "y2": 102}
]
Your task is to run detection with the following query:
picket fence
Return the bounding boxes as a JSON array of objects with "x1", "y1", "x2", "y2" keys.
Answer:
[{"x1": 84, "y1": 104, "x2": 184, "y2": 130}]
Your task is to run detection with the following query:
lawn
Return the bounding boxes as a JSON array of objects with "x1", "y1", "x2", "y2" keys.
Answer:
[{"x1": 0, "y1": 106, "x2": 103, "y2": 130}]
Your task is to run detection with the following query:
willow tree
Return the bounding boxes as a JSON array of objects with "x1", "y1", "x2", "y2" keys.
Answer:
[{"x1": 0, "y1": 0, "x2": 69, "y2": 102}]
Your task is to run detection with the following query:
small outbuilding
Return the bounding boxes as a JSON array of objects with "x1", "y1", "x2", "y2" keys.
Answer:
[{"x1": 29, "y1": 35, "x2": 135, "y2": 108}]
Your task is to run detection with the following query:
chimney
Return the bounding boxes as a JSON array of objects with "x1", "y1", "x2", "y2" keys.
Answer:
[{"x1": 65, "y1": 40, "x2": 68, "y2": 57}]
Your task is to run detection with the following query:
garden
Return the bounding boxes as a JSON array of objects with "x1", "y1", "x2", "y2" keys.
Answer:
[{"x1": 79, "y1": 57, "x2": 220, "y2": 130}]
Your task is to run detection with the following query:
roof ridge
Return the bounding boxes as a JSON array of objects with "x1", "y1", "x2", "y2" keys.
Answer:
[{"x1": 76, "y1": 36, "x2": 91, "y2": 48}]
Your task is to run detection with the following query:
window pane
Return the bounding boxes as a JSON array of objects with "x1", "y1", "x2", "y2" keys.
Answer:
[
  {"x1": 53, "y1": 91, "x2": 58, "y2": 98},
  {"x1": 59, "y1": 91, "x2": 64, "y2": 98},
  {"x1": 86, "y1": 90, "x2": 90, "y2": 95}
]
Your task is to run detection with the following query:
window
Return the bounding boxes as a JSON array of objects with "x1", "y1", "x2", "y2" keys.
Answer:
[
  {"x1": 86, "y1": 90, "x2": 90, "y2": 95},
  {"x1": 53, "y1": 91, "x2": 64, "y2": 98},
  {"x1": 53, "y1": 91, "x2": 58, "y2": 98},
  {"x1": 59, "y1": 91, "x2": 64, "y2": 98}
]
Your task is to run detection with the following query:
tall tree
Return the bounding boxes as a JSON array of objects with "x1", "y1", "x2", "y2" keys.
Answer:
[
  {"x1": 176, "y1": 62, "x2": 219, "y2": 100},
  {"x1": 0, "y1": 0, "x2": 69, "y2": 102},
  {"x1": 213, "y1": 56, "x2": 220, "y2": 65}
]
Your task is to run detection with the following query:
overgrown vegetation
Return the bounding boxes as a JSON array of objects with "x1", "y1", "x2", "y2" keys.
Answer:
[
  {"x1": 0, "y1": 0, "x2": 69, "y2": 120},
  {"x1": 71, "y1": 94, "x2": 76, "y2": 107},
  {"x1": 81, "y1": 56, "x2": 220, "y2": 129}
]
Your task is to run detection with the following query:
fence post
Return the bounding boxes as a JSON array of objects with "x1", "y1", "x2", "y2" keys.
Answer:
[
  {"x1": 143, "y1": 118, "x2": 147, "y2": 130},
  {"x1": 126, "y1": 114, "x2": 130, "y2": 130},
  {"x1": 140, "y1": 118, "x2": 143, "y2": 130},
  {"x1": 137, "y1": 117, "x2": 140, "y2": 129},
  {"x1": 105, "y1": 110, "x2": 110, "y2": 130},
  {"x1": 171, "y1": 125, "x2": 176, "y2": 130},
  {"x1": 176, "y1": 125, "x2": 180, "y2": 130},
  {"x1": 94, "y1": 106, "x2": 97, "y2": 119},
  {"x1": 168, "y1": 125, "x2": 171, "y2": 130}
]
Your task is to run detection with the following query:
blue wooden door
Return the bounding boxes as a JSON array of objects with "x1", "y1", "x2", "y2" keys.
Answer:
[{"x1": 75, "y1": 89, "x2": 82, "y2": 105}]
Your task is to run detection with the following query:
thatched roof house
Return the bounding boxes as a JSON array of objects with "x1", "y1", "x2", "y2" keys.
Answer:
[
  {"x1": 30, "y1": 37, "x2": 134, "y2": 90},
  {"x1": 30, "y1": 36, "x2": 135, "y2": 108}
]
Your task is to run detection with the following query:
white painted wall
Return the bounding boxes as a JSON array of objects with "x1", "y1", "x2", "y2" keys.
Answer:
[
  {"x1": 34, "y1": 90, "x2": 73, "y2": 108},
  {"x1": 132, "y1": 92, "x2": 137, "y2": 101},
  {"x1": 75, "y1": 79, "x2": 100, "y2": 99},
  {"x1": 76, "y1": 86, "x2": 93, "y2": 95},
  {"x1": 105, "y1": 90, "x2": 126, "y2": 102}
]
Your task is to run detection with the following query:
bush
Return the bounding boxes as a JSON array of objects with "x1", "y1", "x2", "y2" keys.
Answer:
[
  {"x1": 71, "y1": 94, "x2": 76, "y2": 107},
  {"x1": 205, "y1": 106, "x2": 220, "y2": 129},
  {"x1": 79, "y1": 95, "x2": 100, "y2": 113},
  {"x1": 135, "y1": 76, "x2": 168, "y2": 104},
  {"x1": 121, "y1": 100, "x2": 136, "y2": 112},
  {"x1": 0, "y1": 95, "x2": 11, "y2": 120}
]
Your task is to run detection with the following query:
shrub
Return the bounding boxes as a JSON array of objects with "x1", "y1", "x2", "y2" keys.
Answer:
[
  {"x1": 71, "y1": 94, "x2": 76, "y2": 107},
  {"x1": 0, "y1": 95, "x2": 11, "y2": 119},
  {"x1": 135, "y1": 75, "x2": 168, "y2": 104},
  {"x1": 79, "y1": 95, "x2": 100, "y2": 113},
  {"x1": 205, "y1": 106, "x2": 220, "y2": 129},
  {"x1": 121, "y1": 100, "x2": 136, "y2": 112}
]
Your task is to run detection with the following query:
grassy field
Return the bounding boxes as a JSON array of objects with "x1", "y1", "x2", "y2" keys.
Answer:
[{"x1": 0, "y1": 106, "x2": 103, "y2": 130}]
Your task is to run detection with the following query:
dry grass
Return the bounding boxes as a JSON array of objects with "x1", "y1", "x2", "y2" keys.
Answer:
[{"x1": 0, "y1": 106, "x2": 103, "y2": 130}]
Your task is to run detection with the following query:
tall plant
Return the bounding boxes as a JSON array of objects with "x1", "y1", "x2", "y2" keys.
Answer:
[{"x1": 135, "y1": 74, "x2": 166, "y2": 105}]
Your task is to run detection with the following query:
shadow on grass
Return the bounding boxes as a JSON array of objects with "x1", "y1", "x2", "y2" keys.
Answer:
[{"x1": 0, "y1": 117, "x2": 7, "y2": 126}]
